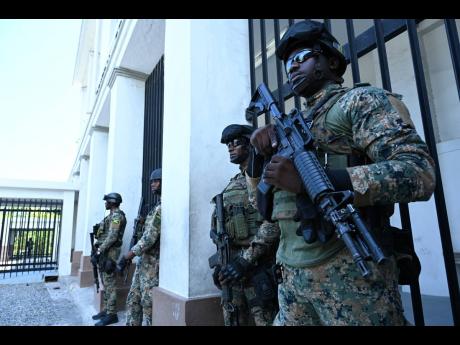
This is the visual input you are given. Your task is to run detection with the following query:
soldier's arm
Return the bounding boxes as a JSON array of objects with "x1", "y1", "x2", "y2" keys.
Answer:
[
  {"x1": 98, "y1": 215, "x2": 122, "y2": 253},
  {"x1": 338, "y1": 87, "x2": 436, "y2": 206},
  {"x1": 242, "y1": 220, "x2": 280, "y2": 265},
  {"x1": 131, "y1": 206, "x2": 161, "y2": 256}
]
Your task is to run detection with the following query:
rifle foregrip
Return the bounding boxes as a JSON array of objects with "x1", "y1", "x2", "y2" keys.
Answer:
[{"x1": 293, "y1": 150, "x2": 334, "y2": 203}]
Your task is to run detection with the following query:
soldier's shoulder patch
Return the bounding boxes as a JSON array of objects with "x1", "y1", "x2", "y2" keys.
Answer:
[{"x1": 112, "y1": 219, "x2": 121, "y2": 224}]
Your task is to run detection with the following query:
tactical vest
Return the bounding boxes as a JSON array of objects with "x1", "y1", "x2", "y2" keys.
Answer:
[
  {"x1": 275, "y1": 83, "x2": 410, "y2": 267},
  {"x1": 220, "y1": 172, "x2": 264, "y2": 249},
  {"x1": 96, "y1": 209, "x2": 126, "y2": 248}
]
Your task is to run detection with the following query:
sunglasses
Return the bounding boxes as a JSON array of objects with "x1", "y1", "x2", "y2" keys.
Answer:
[
  {"x1": 285, "y1": 49, "x2": 315, "y2": 75},
  {"x1": 226, "y1": 138, "x2": 248, "y2": 148}
]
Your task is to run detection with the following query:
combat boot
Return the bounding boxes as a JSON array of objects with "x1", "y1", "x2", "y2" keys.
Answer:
[
  {"x1": 92, "y1": 310, "x2": 107, "y2": 320},
  {"x1": 95, "y1": 313, "x2": 118, "y2": 326}
]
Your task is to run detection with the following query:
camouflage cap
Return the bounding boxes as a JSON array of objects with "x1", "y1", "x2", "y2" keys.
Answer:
[
  {"x1": 276, "y1": 20, "x2": 347, "y2": 77},
  {"x1": 220, "y1": 124, "x2": 254, "y2": 144}
]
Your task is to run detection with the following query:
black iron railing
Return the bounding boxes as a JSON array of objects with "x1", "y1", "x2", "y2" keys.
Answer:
[
  {"x1": 142, "y1": 56, "x2": 164, "y2": 216},
  {"x1": 0, "y1": 198, "x2": 62, "y2": 278}
]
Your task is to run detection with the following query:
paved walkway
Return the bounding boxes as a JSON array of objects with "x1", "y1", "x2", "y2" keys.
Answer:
[
  {"x1": 0, "y1": 273, "x2": 126, "y2": 326},
  {"x1": 0, "y1": 272, "x2": 454, "y2": 326}
]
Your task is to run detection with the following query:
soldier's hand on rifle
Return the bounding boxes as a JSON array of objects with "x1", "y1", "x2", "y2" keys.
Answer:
[
  {"x1": 116, "y1": 256, "x2": 129, "y2": 273},
  {"x1": 212, "y1": 266, "x2": 222, "y2": 290},
  {"x1": 250, "y1": 124, "x2": 278, "y2": 158},
  {"x1": 219, "y1": 257, "x2": 255, "y2": 285},
  {"x1": 90, "y1": 252, "x2": 100, "y2": 266},
  {"x1": 264, "y1": 155, "x2": 303, "y2": 194}
]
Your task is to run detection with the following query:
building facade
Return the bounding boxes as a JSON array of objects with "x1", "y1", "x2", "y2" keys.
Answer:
[{"x1": 69, "y1": 19, "x2": 460, "y2": 325}]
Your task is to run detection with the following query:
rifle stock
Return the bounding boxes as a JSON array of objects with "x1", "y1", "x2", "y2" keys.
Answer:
[{"x1": 123, "y1": 197, "x2": 145, "y2": 284}]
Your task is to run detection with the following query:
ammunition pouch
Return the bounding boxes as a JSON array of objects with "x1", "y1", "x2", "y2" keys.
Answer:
[
  {"x1": 226, "y1": 204, "x2": 249, "y2": 240},
  {"x1": 360, "y1": 205, "x2": 421, "y2": 285},
  {"x1": 249, "y1": 265, "x2": 278, "y2": 308},
  {"x1": 294, "y1": 193, "x2": 334, "y2": 244}
]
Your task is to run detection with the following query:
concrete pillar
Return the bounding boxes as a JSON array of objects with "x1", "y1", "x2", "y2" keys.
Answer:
[
  {"x1": 58, "y1": 190, "x2": 76, "y2": 276},
  {"x1": 90, "y1": 72, "x2": 146, "y2": 311},
  {"x1": 153, "y1": 19, "x2": 251, "y2": 325},
  {"x1": 106, "y1": 72, "x2": 146, "y2": 256},
  {"x1": 78, "y1": 128, "x2": 108, "y2": 287},
  {"x1": 71, "y1": 155, "x2": 89, "y2": 276}
]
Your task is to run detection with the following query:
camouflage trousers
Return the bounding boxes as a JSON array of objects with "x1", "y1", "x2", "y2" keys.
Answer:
[
  {"x1": 101, "y1": 271, "x2": 117, "y2": 315},
  {"x1": 126, "y1": 256, "x2": 159, "y2": 326},
  {"x1": 274, "y1": 248, "x2": 408, "y2": 326},
  {"x1": 223, "y1": 283, "x2": 277, "y2": 326}
]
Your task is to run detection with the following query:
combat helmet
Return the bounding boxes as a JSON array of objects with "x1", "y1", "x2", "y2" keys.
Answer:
[
  {"x1": 150, "y1": 168, "x2": 162, "y2": 181},
  {"x1": 276, "y1": 20, "x2": 347, "y2": 77},
  {"x1": 220, "y1": 124, "x2": 254, "y2": 144},
  {"x1": 103, "y1": 192, "x2": 122, "y2": 204}
]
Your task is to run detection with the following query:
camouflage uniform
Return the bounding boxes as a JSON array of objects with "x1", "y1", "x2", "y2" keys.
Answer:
[
  {"x1": 212, "y1": 170, "x2": 278, "y2": 326},
  {"x1": 126, "y1": 202, "x2": 161, "y2": 326},
  {"x1": 245, "y1": 83, "x2": 436, "y2": 325},
  {"x1": 95, "y1": 208, "x2": 127, "y2": 315}
]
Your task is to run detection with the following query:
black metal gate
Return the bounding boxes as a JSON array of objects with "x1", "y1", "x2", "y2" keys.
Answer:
[
  {"x1": 141, "y1": 56, "x2": 164, "y2": 215},
  {"x1": 248, "y1": 19, "x2": 460, "y2": 326},
  {"x1": 0, "y1": 198, "x2": 62, "y2": 278}
]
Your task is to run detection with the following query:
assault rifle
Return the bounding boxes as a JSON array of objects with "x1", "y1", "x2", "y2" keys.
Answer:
[
  {"x1": 246, "y1": 82, "x2": 387, "y2": 277},
  {"x1": 89, "y1": 228, "x2": 100, "y2": 293},
  {"x1": 120, "y1": 197, "x2": 144, "y2": 284},
  {"x1": 208, "y1": 193, "x2": 238, "y2": 325}
]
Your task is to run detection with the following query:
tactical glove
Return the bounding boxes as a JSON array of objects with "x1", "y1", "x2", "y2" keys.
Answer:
[{"x1": 220, "y1": 257, "x2": 255, "y2": 284}]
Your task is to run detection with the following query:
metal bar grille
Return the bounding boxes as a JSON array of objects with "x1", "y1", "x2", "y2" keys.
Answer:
[
  {"x1": 0, "y1": 198, "x2": 62, "y2": 278},
  {"x1": 406, "y1": 19, "x2": 460, "y2": 325},
  {"x1": 444, "y1": 19, "x2": 460, "y2": 102},
  {"x1": 142, "y1": 56, "x2": 164, "y2": 216},
  {"x1": 373, "y1": 18, "x2": 425, "y2": 325},
  {"x1": 345, "y1": 19, "x2": 361, "y2": 83}
]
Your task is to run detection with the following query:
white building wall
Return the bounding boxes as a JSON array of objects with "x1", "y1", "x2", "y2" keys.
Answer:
[
  {"x1": 82, "y1": 129, "x2": 108, "y2": 256},
  {"x1": 161, "y1": 19, "x2": 251, "y2": 298}
]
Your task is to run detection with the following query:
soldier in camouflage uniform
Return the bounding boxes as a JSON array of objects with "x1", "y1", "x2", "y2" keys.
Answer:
[
  {"x1": 223, "y1": 20, "x2": 436, "y2": 326},
  {"x1": 119, "y1": 169, "x2": 162, "y2": 326},
  {"x1": 210, "y1": 124, "x2": 278, "y2": 326},
  {"x1": 92, "y1": 192, "x2": 127, "y2": 326}
]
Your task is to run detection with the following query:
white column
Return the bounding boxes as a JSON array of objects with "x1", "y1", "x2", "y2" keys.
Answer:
[
  {"x1": 82, "y1": 129, "x2": 109, "y2": 256},
  {"x1": 58, "y1": 190, "x2": 76, "y2": 276},
  {"x1": 106, "y1": 74, "x2": 145, "y2": 256},
  {"x1": 74, "y1": 156, "x2": 89, "y2": 252},
  {"x1": 161, "y1": 19, "x2": 251, "y2": 299}
]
